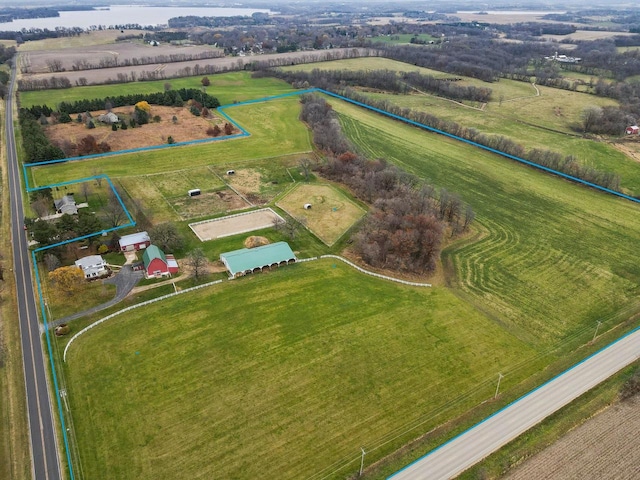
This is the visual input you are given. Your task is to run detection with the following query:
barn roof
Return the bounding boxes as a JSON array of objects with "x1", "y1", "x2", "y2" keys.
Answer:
[
  {"x1": 142, "y1": 245, "x2": 167, "y2": 267},
  {"x1": 119, "y1": 231, "x2": 150, "y2": 248},
  {"x1": 220, "y1": 242, "x2": 296, "y2": 277}
]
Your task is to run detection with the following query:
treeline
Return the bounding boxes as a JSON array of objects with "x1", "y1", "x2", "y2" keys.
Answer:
[
  {"x1": 581, "y1": 105, "x2": 637, "y2": 137},
  {"x1": 257, "y1": 68, "x2": 491, "y2": 103},
  {"x1": 24, "y1": 88, "x2": 220, "y2": 117},
  {"x1": 18, "y1": 76, "x2": 72, "y2": 91},
  {"x1": 18, "y1": 110, "x2": 64, "y2": 163},
  {"x1": 300, "y1": 94, "x2": 474, "y2": 274},
  {"x1": 331, "y1": 87, "x2": 621, "y2": 191},
  {"x1": 59, "y1": 50, "x2": 223, "y2": 73}
]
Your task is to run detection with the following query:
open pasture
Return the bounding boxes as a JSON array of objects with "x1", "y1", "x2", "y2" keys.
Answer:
[
  {"x1": 19, "y1": 71, "x2": 296, "y2": 108},
  {"x1": 62, "y1": 259, "x2": 534, "y2": 480},
  {"x1": 332, "y1": 98, "x2": 640, "y2": 345},
  {"x1": 277, "y1": 183, "x2": 366, "y2": 245},
  {"x1": 28, "y1": 96, "x2": 312, "y2": 187}
]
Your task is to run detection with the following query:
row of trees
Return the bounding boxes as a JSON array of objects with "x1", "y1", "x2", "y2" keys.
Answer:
[
  {"x1": 300, "y1": 94, "x2": 474, "y2": 274},
  {"x1": 18, "y1": 110, "x2": 64, "y2": 163},
  {"x1": 41, "y1": 50, "x2": 224, "y2": 74},
  {"x1": 259, "y1": 67, "x2": 492, "y2": 103},
  {"x1": 24, "y1": 88, "x2": 220, "y2": 118}
]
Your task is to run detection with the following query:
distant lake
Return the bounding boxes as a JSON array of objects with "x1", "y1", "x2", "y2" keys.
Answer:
[{"x1": 0, "y1": 5, "x2": 271, "y2": 31}]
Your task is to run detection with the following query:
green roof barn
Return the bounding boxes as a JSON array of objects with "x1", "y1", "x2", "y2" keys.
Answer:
[{"x1": 220, "y1": 242, "x2": 296, "y2": 278}]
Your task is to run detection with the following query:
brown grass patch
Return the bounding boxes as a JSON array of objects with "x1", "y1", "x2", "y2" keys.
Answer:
[
  {"x1": 277, "y1": 184, "x2": 366, "y2": 245},
  {"x1": 44, "y1": 105, "x2": 234, "y2": 153},
  {"x1": 171, "y1": 189, "x2": 249, "y2": 220}
]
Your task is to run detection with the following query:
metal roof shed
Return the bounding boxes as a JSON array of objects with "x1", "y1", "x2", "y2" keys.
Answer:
[{"x1": 220, "y1": 242, "x2": 296, "y2": 278}]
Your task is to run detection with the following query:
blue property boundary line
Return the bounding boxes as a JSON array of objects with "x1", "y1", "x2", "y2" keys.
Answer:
[
  {"x1": 388, "y1": 323, "x2": 640, "y2": 479},
  {"x1": 23, "y1": 85, "x2": 640, "y2": 480}
]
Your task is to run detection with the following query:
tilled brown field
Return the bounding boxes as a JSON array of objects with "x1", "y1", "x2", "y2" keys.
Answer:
[
  {"x1": 20, "y1": 41, "x2": 220, "y2": 74},
  {"x1": 505, "y1": 396, "x2": 640, "y2": 480}
]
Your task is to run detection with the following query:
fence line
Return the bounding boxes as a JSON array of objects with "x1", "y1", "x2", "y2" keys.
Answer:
[{"x1": 63, "y1": 279, "x2": 223, "y2": 362}]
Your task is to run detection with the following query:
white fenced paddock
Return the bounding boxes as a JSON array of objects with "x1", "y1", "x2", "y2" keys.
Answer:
[{"x1": 189, "y1": 208, "x2": 285, "y2": 241}]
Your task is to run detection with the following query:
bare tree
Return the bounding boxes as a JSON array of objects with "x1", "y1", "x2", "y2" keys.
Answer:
[
  {"x1": 31, "y1": 196, "x2": 52, "y2": 218},
  {"x1": 81, "y1": 182, "x2": 92, "y2": 203},
  {"x1": 299, "y1": 158, "x2": 313, "y2": 181},
  {"x1": 92, "y1": 168, "x2": 103, "y2": 187},
  {"x1": 102, "y1": 189, "x2": 126, "y2": 228},
  {"x1": 185, "y1": 248, "x2": 207, "y2": 279},
  {"x1": 44, "y1": 253, "x2": 61, "y2": 272}
]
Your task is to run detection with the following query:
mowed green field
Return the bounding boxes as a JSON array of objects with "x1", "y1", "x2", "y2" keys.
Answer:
[
  {"x1": 28, "y1": 96, "x2": 312, "y2": 187},
  {"x1": 63, "y1": 260, "x2": 534, "y2": 480},
  {"x1": 19, "y1": 71, "x2": 296, "y2": 107},
  {"x1": 332, "y1": 98, "x2": 640, "y2": 344}
]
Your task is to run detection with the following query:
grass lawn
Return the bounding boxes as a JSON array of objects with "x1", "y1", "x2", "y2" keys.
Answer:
[
  {"x1": 19, "y1": 71, "x2": 296, "y2": 108},
  {"x1": 28, "y1": 96, "x2": 312, "y2": 187},
  {"x1": 277, "y1": 183, "x2": 366, "y2": 245},
  {"x1": 370, "y1": 34, "x2": 437, "y2": 45},
  {"x1": 332, "y1": 98, "x2": 640, "y2": 346},
  {"x1": 62, "y1": 259, "x2": 535, "y2": 480}
]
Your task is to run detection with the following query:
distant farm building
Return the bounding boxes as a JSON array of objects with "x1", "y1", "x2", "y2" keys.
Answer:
[
  {"x1": 118, "y1": 231, "x2": 151, "y2": 252},
  {"x1": 626, "y1": 125, "x2": 639, "y2": 135},
  {"x1": 142, "y1": 245, "x2": 179, "y2": 278},
  {"x1": 220, "y1": 241, "x2": 296, "y2": 278},
  {"x1": 54, "y1": 195, "x2": 78, "y2": 215},
  {"x1": 75, "y1": 255, "x2": 108, "y2": 279}
]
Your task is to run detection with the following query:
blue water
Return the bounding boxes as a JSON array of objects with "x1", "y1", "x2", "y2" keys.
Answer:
[{"x1": 1, "y1": 5, "x2": 271, "y2": 31}]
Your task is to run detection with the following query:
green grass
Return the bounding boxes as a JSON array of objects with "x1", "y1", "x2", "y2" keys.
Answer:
[
  {"x1": 332, "y1": 98, "x2": 640, "y2": 346},
  {"x1": 63, "y1": 259, "x2": 534, "y2": 480},
  {"x1": 29, "y1": 96, "x2": 312, "y2": 187},
  {"x1": 19, "y1": 71, "x2": 296, "y2": 108},
  {"x1": 370, "y1": 34, "x2": 437, "y2": 45}
]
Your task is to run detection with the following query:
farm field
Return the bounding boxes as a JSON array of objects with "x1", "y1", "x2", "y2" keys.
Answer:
[
  {"x1": 284, "y1": 57, "x2": 640, "y2": 195},
  {"x1": 16, "y1": 30, "x2": 146, "y2": 51},
  {"x1": 331, "y1": 98, "x2": 640, "y2": 345},
  {"x1": 26, "y1": 72, "x2": 640, "y2": 480},
  {"x1": 19, "y1": 71, "x2": 297, "y2": 108},
  {"x1": 505, "y1": 396, "x2": 640, "y2": 480},
  {"x1": 62, "y1": 259, "x2": 535, "y2": 480},
  {"x1": 370, "y1": 34, "x2": 437, "y2": 45},
  {"x1": 28, "y1": 95, "x2": 312, "y2": 188},
  {"x1": 20, "y1": 41, "x2": 219, "y2": 74},
  {"x1": 277, "y1": 184, "x2": 366, "y2": 245}
]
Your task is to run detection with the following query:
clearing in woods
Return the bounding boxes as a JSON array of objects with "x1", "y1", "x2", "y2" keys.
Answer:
[{"x1": 277, "y1": 183, "x2": 366, "y2": 245}]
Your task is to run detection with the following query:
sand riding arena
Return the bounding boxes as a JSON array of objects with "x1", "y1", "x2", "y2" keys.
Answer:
[{"x1": 189, "y1": 208, "x2": 284, "y2": 242}]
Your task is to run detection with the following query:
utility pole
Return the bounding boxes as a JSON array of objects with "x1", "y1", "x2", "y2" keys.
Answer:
[
  {"x1": 593, "y1": 320, "x2": 602, "y2": 342},
  {"x1": 494, "y1": 373, "x2": 504, "y2": 400},
  {"x1": 359, "y1": 447, "x2": 366, "y2": 476}
]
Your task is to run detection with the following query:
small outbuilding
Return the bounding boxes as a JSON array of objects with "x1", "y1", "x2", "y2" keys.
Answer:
[
  {"x1": 626, "y1": 125, "x2": 639, "y2": 135},
  {"x1": 118, "y1": 231, "x2": 151, "y2": 252},
  {"x1": 75, "y1": 254, "x2": 109, "y2": 279},
  {"x1": 304, "y1": 203, "x2": 312, "y2": 210},
  {"x1": 220, "y1": 241, "x2": 296, "y2": 278},
  {"x1": 142, "y1": 245, "x2": 179, "y2": 278}
]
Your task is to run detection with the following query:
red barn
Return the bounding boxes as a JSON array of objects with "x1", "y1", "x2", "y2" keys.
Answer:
[{"x1": 142, "y1": 245, "x2": 179, "y2": 278}]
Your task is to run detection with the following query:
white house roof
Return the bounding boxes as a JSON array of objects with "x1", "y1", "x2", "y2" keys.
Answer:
[
  {"x1": 119, "y1": 231, "x2": 150, "y2": 248},
  {"x1": 75, "y1": 255, "x2": 105, "y2": 270}
]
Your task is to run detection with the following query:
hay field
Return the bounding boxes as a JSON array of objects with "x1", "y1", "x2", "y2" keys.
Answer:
[
  {"x1": 17, "y1": 30, "x2": 146, "y2": 52},
  {"x1": 62, "y1": 259, "x2": 534, "y2": 480},
  {"x1": 277, "y1": 184, "x2": 366, "y2": 245},
  {"x1": 334, "y1": 98, "x2": 640, "y2": 345}
]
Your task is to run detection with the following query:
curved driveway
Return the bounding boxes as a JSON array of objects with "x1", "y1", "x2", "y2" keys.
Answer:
[
  {"x1": 5, "y1": 63, "x2": 62, "y2": 479},
  {"x1": 390, "y1": 327, "x2": 640, "y2": 480}
]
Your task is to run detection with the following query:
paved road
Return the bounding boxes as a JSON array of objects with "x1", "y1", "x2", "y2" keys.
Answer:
[
  {"x1": 389, "y1": 327, "x2": 640, "y2": 480},
  {"x1": 5, "y1": 62, "x2": 62, "y2": 479}
]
